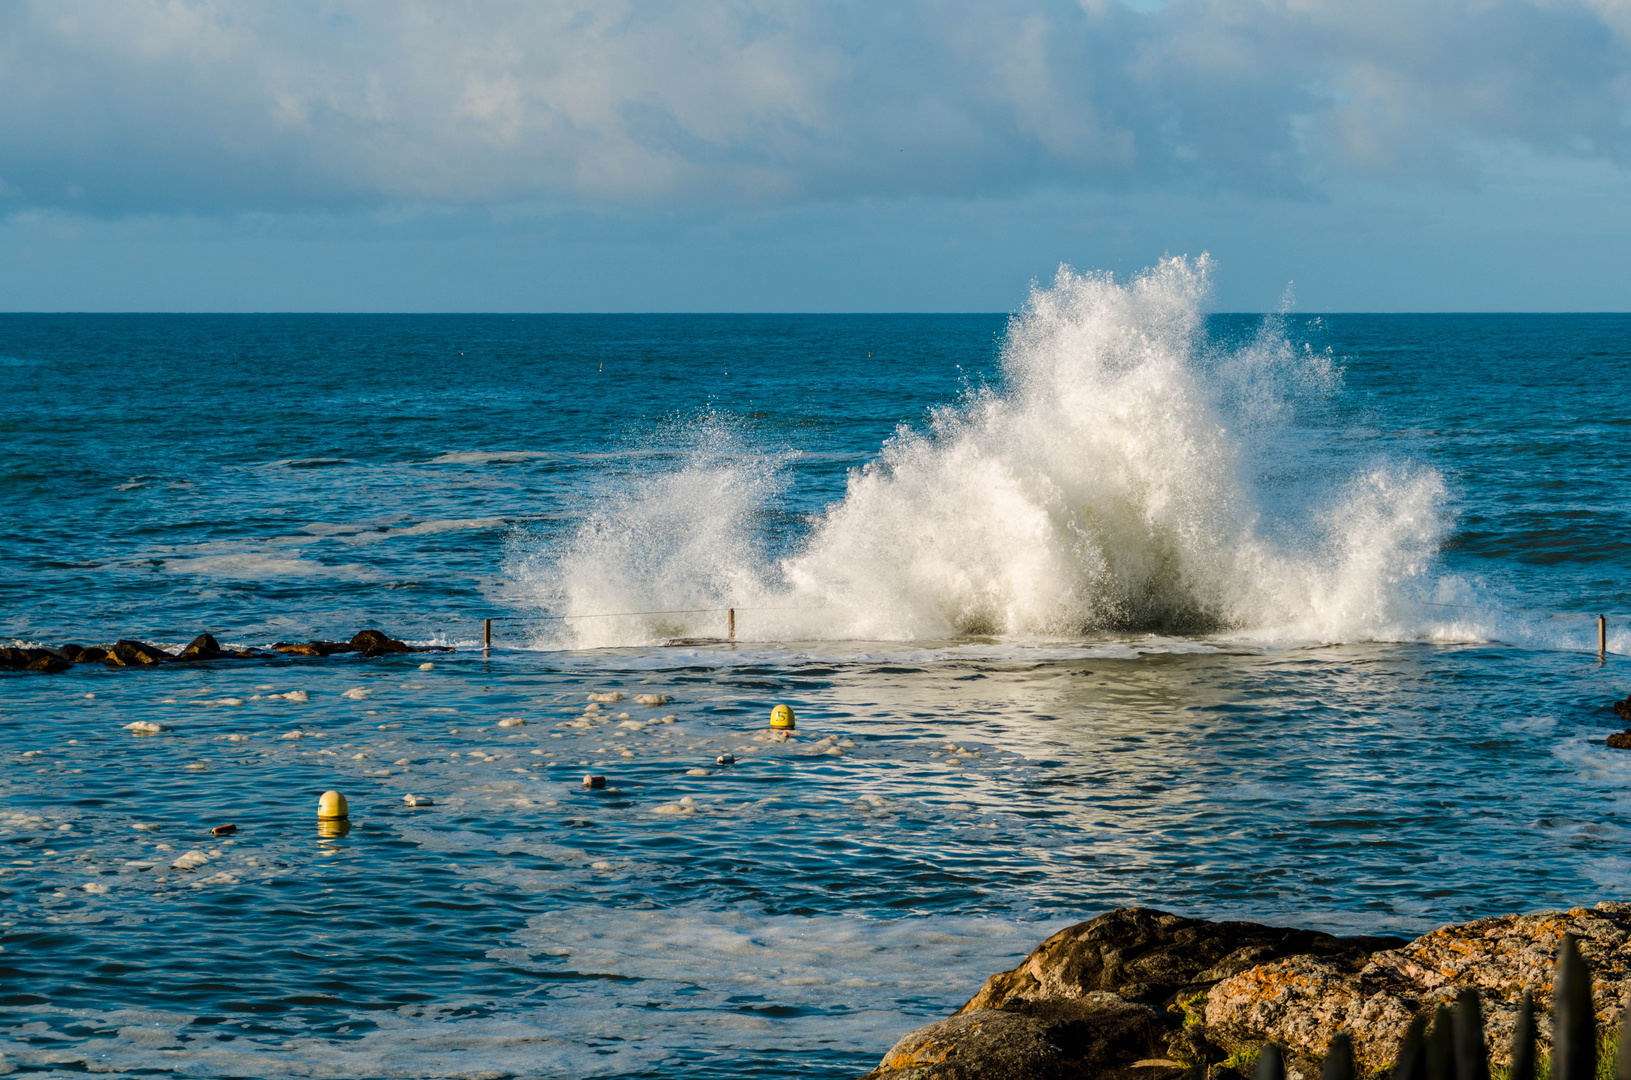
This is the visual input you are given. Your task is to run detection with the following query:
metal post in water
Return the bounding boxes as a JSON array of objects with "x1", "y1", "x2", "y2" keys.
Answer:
[
  {"x1": 483, "y1": 618, "x2": 492, "y2": 655},
  {"x1": 728, "y1": 608, "x2": 735, "y2": 644},
  {"x1": 1601, "y1": 615, "x2": 1609, "y2": 659}
]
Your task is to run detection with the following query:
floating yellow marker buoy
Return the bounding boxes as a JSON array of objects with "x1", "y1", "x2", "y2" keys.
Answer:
[
  {"x1": 769, "y1": 704, "x2": 795, "y2": 730},
  {"x1": 318, "y1": 790, "x2": 349, "y2": 820}
]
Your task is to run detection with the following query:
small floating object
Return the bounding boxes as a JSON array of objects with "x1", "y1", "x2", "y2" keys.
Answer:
[
  {"x1": 318, "y1": 790, "x2": 349, "y2": 820},
  {"x1": 403, "y1": 795, "x2": 434, "y2": 807},
  {"x1": 583, "y1": 774, "x2": 606, "y2": 790},
  {"x1": 587, "y1": 691, "x2": 624, "y2": 703},
  {"x1": 210, "y1": 824, "x2": 237, "y2": 836},
  {"x1": 418, "y1": 662, "x2": 434, "y2": 671},
  {"x1": 497, "y1": 718, "x2": 526, "y2": 727},
  {"x1": 715, "y1": 754, "x2": 735, "y2": 765},
  {"x1": 769, "y1": 704, "x2": 796, "y2": 731},
  {"x1": 634, "y1": 693, "x2": 669, "y2": 706},
  {"x1": 124, "y1": 721, "x2": 169, "y2": 735},
  {"x1": 685, "y1": 768, "x2": 711, "y2": 777}
]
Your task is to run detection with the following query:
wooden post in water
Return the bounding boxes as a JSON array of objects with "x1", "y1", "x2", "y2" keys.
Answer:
[
  {"x1": 728, "y1": 608, "x2": 736, "y2": 644},
  {"x1": 483, "y1": 618, "x2": 492, "y2": 655},
  {"x1": 1601, "y1": 615, "x2": 1608, "y2": 659}
]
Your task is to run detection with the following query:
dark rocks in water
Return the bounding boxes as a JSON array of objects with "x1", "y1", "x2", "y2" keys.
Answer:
[
  {"x1": 351, "y1": 629, "x2": 413, "y2": 656},
  {"x1": 1607, "y1": 731, "x2": 1631, "y2": 749},
  {"x1": 862, "y1": 1003, "x2": 1176, "y2": 1080},
  {"x1": 863, "y1": 907, "x2": 1406, "y2": 1080},
  {"x1": 107, "y1": 639, "x2": 175, "y2": 666},
  {"x1": 174, "y1": 633, "x2": 259, "y2": 661},
  {"x1": 272, "y1": 640, "x2": 358, "y2": 657},
  {"x1": 0, "y1": 646, "x2": 72, "y2": 673},
  {"x1": 60, "y1": 644, "x2": 109, "y2": 663},
  {"x1": 1613, "y1": 697, "x2": 1631, "y2": 722},
  {"x1": 348, "y1": 630, "x2": 454, "y2": 656}
]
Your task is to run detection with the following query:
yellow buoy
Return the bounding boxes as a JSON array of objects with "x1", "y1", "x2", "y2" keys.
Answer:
[
  {"x1": 318, "y1": 790, "x2": 349, "y2": 820},
  {"x1": 769, "y1": 704, "x2": 796, "y2": 730}
]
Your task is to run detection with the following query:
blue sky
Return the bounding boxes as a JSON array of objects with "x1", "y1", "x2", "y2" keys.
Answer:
[{"x1": 1, "y1": 0, "x2": 1628, "y2": 312}]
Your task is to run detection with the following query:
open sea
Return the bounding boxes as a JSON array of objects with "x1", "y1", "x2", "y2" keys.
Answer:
[{"x1": 3, "y1": 262, "x2": 1630, "y2": 1078}]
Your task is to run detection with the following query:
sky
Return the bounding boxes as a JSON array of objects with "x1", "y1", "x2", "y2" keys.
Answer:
[{"x1": 0, "y1": 0, "x2": 1628, "y2": 312}]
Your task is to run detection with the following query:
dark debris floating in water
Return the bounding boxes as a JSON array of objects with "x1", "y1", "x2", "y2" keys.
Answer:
[{"x1": 0, "y1": 628, "x2": 452, "y2": 673}]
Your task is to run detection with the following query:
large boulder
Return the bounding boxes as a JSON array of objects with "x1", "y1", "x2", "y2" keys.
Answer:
[
  {"x1": 106, "y1": 639, "x2": 174, "y2": 666},
  {"x1": 60, "y1": 644, "x2": 109, "y2": 663},
  {"x1": 962, "y1": 907, "x2": 1403, "y2": 1014},
  {"x1": 173, "y1": 633, "x2": 259, "y2": 661},
  {"x1": 862, "y1": 1000, "x2": 1176, "y2": 1080},
  {"x1": 350, "y1": 629, "x2": 412, "y2": 656},
  {"x1": 861, "y1": 909, "x2": 1406, "y2": 1080}
]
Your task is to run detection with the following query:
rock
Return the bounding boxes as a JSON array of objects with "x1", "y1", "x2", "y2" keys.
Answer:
[
  {"x1": 272, "y1": 640, "x2": 358, "y2": 656},
  {"x1": 347, "y1": 630, "x2": 454, "y2": 657},
  {"x1": 1201, "y1": 903, "x2": 1631, "y2": 1074},
  {"x1": 588, "y1": 691, "x2": 626, "y2": 703},
  {"x1": 634, "y1": 693, "x2": 670, "y2": 706},
  {"x1": 497, "y1": 718, "x2": 526, "y2": 727},
  {"x1": 107, "y1": 639, "x2": 174, "y2": 666},
  {"x1": 174, "y1": 633, "x2": 259, "y2": 661},
  {"x1": 60, "y1": 644, "x2": 109, "y2": 663},
  {"x1": 864, "y1": 907, "x2": 1407, "y2": 1080},
  {"x1": 861, "y1": 1000, "x2": 1177, "y2": 1080},
  {"x1": 1607, "y1": 730, "x2": 1631, "y2": 749},
  {"x1": 0, "y1": 646, "x2": 72, "y2": 673},
  {"x1": 351, "y1": 629, "x2": 412, "y2": 656},
  {"x1": 1614, "y1": 697, "x2": 1631, "y2": 722},
  {"x1": 963, "y1": 907, "x2": 1402, "y2": 1015}
]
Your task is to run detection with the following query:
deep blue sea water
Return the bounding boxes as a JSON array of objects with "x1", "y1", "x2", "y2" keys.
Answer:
[{"x1": 3, "y1": 267, "x2": 1631, "y2": 1077}]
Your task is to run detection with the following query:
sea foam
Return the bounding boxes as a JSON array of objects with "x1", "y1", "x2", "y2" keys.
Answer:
[{"x1": 511, "y1": 257, "x2": 1447, "y2": 648}]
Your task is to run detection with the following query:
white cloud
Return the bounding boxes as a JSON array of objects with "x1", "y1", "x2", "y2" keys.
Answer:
[{"x1": 0, "y1": 0, "x2": 1626, "y2": 215}]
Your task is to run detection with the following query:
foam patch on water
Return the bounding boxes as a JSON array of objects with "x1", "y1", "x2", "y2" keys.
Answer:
[{"x1": 510, "y1": 257, "x2": 1447, "y2": 649}]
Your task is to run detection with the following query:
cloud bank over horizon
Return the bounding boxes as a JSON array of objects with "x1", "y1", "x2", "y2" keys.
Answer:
[{"x1": 2, "y1": 0, "x2": 1630, "y2": 219}]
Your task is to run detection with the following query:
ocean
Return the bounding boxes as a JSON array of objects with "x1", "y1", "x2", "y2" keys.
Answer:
[{"x1": 3, "y1": 259, "x2": 1629, "y2": 1077}]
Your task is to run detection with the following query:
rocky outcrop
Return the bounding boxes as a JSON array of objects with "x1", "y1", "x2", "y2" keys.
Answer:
[
  {"x1": 173, "y1": 633, "x2": 259, "y2": 661},
  {"x1": 272, "y1": 640, "x2": 358, "y2": 656},
  {"x1": 1203, "y1": 903, "x2": 1631, "y2": 1074},
  {"x1": 865, "y1": 1000, "x2": 1173, "y2": 1080},
  {"x1": 107, "y1": 639, "x2": 174, "y2": 665},
  {"x1": 960, "y1": 908, "x2": 1401, "y2": 1016},
  {"x1": 1606, "y1": 730, "x2": 1631, "y2": 749},
  {"x1": 59, "y1": 644, "x2": 108, "y2": 663},
  {"x1": 4, "y1": 628, "x2": 452, "y2": 673},
  {"x1": 0, "y1": 646, "x2": 72, "y2": 673},
  {"x1": 863, "y1": 904, "x2": 1631, "y2": 1080},
  {"x1": 351, "y1": 629, "x2": 413, "y2": 656},
  {"x1": 1613, "y1": 696, "x2": 1631, "y2": 722}
]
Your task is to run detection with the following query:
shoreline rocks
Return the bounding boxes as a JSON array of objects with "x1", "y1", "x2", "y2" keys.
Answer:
[
  {"x1": 863, "y1": 903, "x2": 1631, "y2": 1080},
  {"x1": 2, "y1": 627, "x2": 453, "y2": 673}
]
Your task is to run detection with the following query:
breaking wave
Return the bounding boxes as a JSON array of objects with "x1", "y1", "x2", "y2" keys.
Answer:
[{"x1": 507, "y1": 256, "x2": 1447, "y2": 647}]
